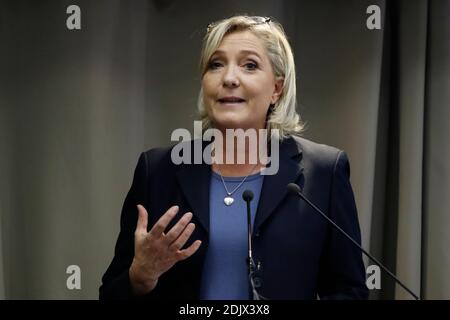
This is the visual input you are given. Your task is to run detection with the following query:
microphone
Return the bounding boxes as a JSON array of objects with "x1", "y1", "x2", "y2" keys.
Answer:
[
  {"x1": 242, "y1": 190, "x2": 254, "y2": 264},
  {"x1": 242, "y1": 190, "x2": 265, "y2": 300},
  {"x1": 287, "y1": 183, "x2": 420, "y2": 300}
]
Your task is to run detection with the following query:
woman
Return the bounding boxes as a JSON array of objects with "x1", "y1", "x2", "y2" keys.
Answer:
[{"x1": 99, "y1": 15, "x2": 368, "y2": 300}]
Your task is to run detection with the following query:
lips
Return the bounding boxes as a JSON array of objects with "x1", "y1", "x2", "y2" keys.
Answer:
[{"x1": 218, "y1": 96, "x2": 246, "y2": 103}]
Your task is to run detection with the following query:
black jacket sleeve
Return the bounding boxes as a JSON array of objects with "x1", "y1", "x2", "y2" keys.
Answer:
[
  {"x1": 99, "y1": 152, "x2": 149, "y2": 300},
  {"x1": 317, "y1": 151, "x2": 369, "y2": 300}
]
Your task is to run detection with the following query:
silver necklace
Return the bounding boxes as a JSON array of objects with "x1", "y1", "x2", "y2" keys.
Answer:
[{"x1": 215, "y1": 164, "x2": 259, "y2": 206}]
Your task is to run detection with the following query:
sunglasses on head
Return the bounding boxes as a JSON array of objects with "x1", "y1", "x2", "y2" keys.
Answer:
[{"x1": 206, "y1": 16, "x2": 271, "y2": 34}]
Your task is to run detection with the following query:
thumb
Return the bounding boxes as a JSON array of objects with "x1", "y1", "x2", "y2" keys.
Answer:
[{"x1": 136, "y1": 204, "x2": 148, "y2": 233}]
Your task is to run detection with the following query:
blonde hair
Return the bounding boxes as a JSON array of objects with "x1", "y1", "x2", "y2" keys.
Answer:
[{"x1": 197, "y1": 15, "x2": 304, "y2": 140}]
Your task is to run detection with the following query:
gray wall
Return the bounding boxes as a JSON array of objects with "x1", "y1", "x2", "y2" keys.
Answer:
[{"x1": 1, "y1": 0, "x2": 449, "y2": 299}]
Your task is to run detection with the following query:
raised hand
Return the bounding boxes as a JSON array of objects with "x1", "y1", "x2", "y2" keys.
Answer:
[{"x1": 129, "y1": 204, "x2": 202, "y2": 295}]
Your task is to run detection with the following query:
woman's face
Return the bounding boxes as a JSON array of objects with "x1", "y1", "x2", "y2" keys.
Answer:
[{"x1": 202, "y1": 30, "x2": 283, "y2": 132}]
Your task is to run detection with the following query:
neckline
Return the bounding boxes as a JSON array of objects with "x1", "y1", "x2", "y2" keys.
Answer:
[{"x1": 211, "y1": 170, "x2": 263, "y2": 182}]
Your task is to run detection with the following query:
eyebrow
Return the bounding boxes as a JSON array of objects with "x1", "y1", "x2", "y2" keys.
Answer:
[{"x1": 211, "y1": 49, "x2": 262, "y2": 60}]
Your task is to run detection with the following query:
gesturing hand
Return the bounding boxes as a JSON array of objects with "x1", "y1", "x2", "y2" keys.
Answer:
[{"x1": 129, "y1": 204, "x2": 202, "y2": 295}]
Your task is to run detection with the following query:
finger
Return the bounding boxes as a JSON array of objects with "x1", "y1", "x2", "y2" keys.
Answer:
[
  {"x1": 170, "y1": 223, "x2": 196, "y2": 251},
  {"x1": 177, "y1": 240, "x2": 202, "y2": 261},
  {"x1": 135, "y1": 204, "x2": 148, "y2": 234},
  {"x1": 149, "y1": 205, "x2": 179, "y2": 237},
  {"x1": 164, "y1": 212, "x2": 193, "y2": 244}
]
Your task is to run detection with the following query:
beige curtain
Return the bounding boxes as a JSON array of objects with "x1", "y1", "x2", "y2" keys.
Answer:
[{"x1": 1, "y1": 0, "x2": 449, "y2": 299}]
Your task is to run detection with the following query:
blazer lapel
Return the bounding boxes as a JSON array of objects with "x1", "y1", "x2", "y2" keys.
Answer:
[
  {"x1": 176, "y1": 140, "x2": 211, "y2": 233},
  {"x1": 253, "y1": 137, "x2": 304, "y2": 233}
]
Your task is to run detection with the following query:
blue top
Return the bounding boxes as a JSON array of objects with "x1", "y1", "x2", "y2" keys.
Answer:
[{"x1": 199, "y1": 170, "x2": 264, "y2": 300}]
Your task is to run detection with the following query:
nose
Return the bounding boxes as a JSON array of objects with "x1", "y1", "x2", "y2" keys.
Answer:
[{"x1": 222, "y1": 65, "x2": 240, "y2": 88}]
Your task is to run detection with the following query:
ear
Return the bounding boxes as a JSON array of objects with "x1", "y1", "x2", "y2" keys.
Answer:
[{"x1": 271, "y1": 77, "x2": 284, "y2": 104}]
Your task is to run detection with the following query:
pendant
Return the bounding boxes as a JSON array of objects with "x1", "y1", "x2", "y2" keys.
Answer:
[{"x1": 224, "y1": 196, "x2": 234, "y2": 206}]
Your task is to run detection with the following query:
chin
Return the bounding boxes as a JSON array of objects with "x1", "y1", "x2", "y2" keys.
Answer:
[
  {"x1": 209, "y1": 109, "x2": 263, "y2": 131},
  {"x1": 213, "y1": 118, "x2": 259, "y2": 132},
  {"x1": 210, "y1": 111, "x2": 243, "y2": 128},
  {"x1": 213, "y1": 120, "x2": 243, "y2": 130}
]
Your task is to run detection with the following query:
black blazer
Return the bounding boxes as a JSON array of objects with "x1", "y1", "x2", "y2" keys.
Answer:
[{"x1": 99, "y1": 136, "x2": 369, "y2": 300}]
